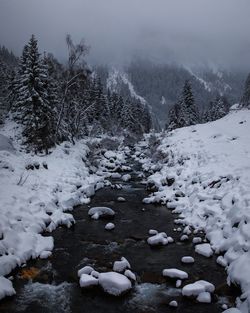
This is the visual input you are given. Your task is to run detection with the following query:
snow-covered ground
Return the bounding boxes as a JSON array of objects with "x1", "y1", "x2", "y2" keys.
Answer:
[
  {"x1": 134, "y1": 108, "x2": 250, "y2": 313},
  {"x1": 0, "y1": 120, "x2": 128, "y2": 300}
]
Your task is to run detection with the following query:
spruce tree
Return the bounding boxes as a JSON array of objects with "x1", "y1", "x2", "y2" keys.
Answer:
[
  {"x1": 13, "y1": 35, "x2": 56, "y2": 153},
  {"x1": 240, "y1": 73, "x2": 250, "y2": 108},
  {"x1": 181, "y1": 80, "x2": 199, "y2": 126}
]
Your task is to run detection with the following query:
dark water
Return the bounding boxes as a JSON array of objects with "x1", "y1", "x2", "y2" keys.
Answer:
[{"x1": 0, "y1": 169, "x2": 239, "y2": 313}]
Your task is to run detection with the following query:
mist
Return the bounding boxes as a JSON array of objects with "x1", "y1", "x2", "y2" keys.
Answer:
[{"x1": 0, "y1": 0, "x2": 250, "y2": 69}]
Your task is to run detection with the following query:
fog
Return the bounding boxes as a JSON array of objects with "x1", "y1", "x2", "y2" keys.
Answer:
[{"x1": 0, "y1": 0, "x2": 250, "y2": 68}]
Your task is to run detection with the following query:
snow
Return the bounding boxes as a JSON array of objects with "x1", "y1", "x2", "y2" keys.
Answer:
[
  {"x1": 78, "y1": 266, "x2": 94, "y2": 277},
  {"x1": 217, "y1": 255, "x2": 228, "y2": 267},
  {"x1": 169, "y1": 300, "x2": 178, "y2": 307},
  {"x1": 0, "y1": 276, "x2": 16, "y2": 300},
  {"x1": 98, "y1": 272, "x2": 132, "y2": 296},
  {"x1": 105, "y1": 222, "x2": 115, "y2": 230},
  {"x1": 124, "y1": 269, "x2": 136, "y2": 281},
  {"x1": 117, "y1": 196, "x2": 126, "y2": 202},
  {"x1": 122, "y1": 174, "x2": 131, "y2": 182},
  {"x1": 0, "y1": 122, "x2": 115, "y2": 300},
  {"x1": 162, "y1": 268, "x2": 188, "y2": 280},
  {"x1": 197, "y1": 291, "x2": 212, "y2": 303},
  {"x1": 193, "y1": 237, "x2": 202, "y2": 244},
  {"x1": 107, "y1": 68, "x2": 147, "y2": 105},
  {"x1": 181, "y1": 256, "x2": 195, "y2": 264},
  {"x1": 147, "y1": 232, "x2": 168, "y2": 246},
  {"x1": 149, "y1": 229, "x2": 158, "y2": 235},
  {"x1": 182, "y1": 280, "x2": 215, "y2": 297},
  {"x1": 135, "y1": 109, "x2": 250, "y2": 311},
  {"x1": 113, "y1": 257, "x2": 131, "y2": 273},
  {"x1": 222, "y1": 309, "x2": 242, "y2": 313},
  {"x1": 195, "y1": 243, "x2": 213, "y2": 257},
  {"x1": 88, "y1": 207, "x2": 115, "y2": 220},
  {"x1": 79, "y1": 274, "x2": 99, "y2": 288}
]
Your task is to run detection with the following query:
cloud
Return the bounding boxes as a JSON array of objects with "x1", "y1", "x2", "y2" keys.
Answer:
[{"x1": 0, "y1": 0, "x2": 250, "y2": 68}]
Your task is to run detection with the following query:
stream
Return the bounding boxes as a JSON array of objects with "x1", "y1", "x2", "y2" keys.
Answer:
[{"x1": 0, "y1": 163, "x2": 239, "y2": 313}]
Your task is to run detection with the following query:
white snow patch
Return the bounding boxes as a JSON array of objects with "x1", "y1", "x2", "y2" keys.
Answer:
[
  {"x1": 195, "y1": 243, "x2": 213, "y2": 257},
  {"x1": 88, "y1": 207, "x2": 115, "y2": 220},
  {"x1": 162, "y1": 268, "x2": 188, "y2": 280},
  {"x1": 98, "y1": 272, "x2": 132, "y2": 296}
]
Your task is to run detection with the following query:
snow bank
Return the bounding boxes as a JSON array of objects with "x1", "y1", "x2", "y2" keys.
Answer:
[
  {"x1": 135, "y1": 109, "x2": 250, "y2": 312},
  {"x1": 0, "y1": 121, "x2": 105, "y2": 300}
]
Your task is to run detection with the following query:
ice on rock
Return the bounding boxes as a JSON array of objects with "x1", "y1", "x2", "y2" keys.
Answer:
[
  {"x1": 197, "y1": 291, "x2": 211, "y2": 303},
  {"x1": 169, "y1": 300, "x2": 178, "y2": 307},
  {"x1": 124, "y1": 269, "x2": 136, "y2": 281},
  {"x1": 117, "y1": 197, "x2": 126, "y2": 202},
  {"x1": 162, "y1": 268, "x2": 188, "y2": 280},
  {"x1": 88, "y1": 207, "x2": 115, "y2": 220},
  {"x1": 79, "y1": 273, "x2": 99, "y2": 288},
  {"x1": 147, "y1": 232, "x2": 168, "y2": 246},
  {"x1": 98, "y1": 272, "x2": 132, "y2": 296},
  {"x1": 0, "y1": 276, "x2": 16, "y2": 300},
  {"x1": 105, "y1": 223, "x2": 115, "y2": 231},
  {"x1": 78, "y1": 266, "x2": 94, "y2": 277},
  {"x1": 182, "y1": 280, "x2": 215, "y2": 297},
  {"x1": 122, "y1": 174, "x2": 131, "y2": 182},
  {"x1": 113, "y1": 257, "x2": 131, "y2": 273},
  {"x1": 195, "y1": 243, "x2": 213, "y2": 257},
  {"x1": 181, "y1": 256, "x2": 195, "y2": 264}
]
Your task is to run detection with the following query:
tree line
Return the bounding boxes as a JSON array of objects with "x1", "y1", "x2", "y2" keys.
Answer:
[{"x1": 0, "y1": 35, "x2": 152, "y2": 153}]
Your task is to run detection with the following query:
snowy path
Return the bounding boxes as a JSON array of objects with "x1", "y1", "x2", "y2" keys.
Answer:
[{"x1": 0, "y1": 163, "x2": 239, "y2": 313}]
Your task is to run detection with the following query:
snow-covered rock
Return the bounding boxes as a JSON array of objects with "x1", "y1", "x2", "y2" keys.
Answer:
[
  {"x1": 117, "y1": 197, "x2": 126, "y2": 202},
  {"x1": 197, "y1": 291, "x2": 211, "y2": 303},
  {"x1": 78, "y1": 266, "x2": 94, "y2": 277},
  {"x1": 122, "y1": 174, "x2": 131, "y2": 182},
  {"x1": 147, "y1": 232, "x2": 168, "y2": 246},
  {"x1": 182, "y1": 280, "x2": 215, "y2": 297},
  {"x1": 162, "y1": 268, "x2": 188, "y2": 280},
  {"x1": 181, "y1": 256, "x2": 195, "y2": 264},
  {"x1": 0, "y1": 276, "x2": 16, "y2": 300},
  {"x1": 98, "y1": 272, "x2": 132, "y2": 296},
  {"x1": 105, "y1": 223, "x2": 115, "y2": 230},
  {"x1": 124, "y1": 270, "x2": 136, "y2": 281},
  {"x1": 79, "y1": 274, "x2": 99, "y2": 288},
  {"x1": 113, "y1": 257, "x2": 131, "y2": 273},
  {"x1": 88, "y1": 207, "x2": 115, "y2": 220},
  {"x1": 195, "y1": 243, "x2": 213, "y2": 257},
  {"x1": 169, "y1": 300, "x2": 178, "y2": 307}
]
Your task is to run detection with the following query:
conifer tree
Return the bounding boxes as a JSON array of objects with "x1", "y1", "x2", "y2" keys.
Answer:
[
  {"x1": 13, "y1": 35, "x2": 57, "y2": 153},
  {"x1": 240, "y1": 73, "x2": 250, "y2": 108}
]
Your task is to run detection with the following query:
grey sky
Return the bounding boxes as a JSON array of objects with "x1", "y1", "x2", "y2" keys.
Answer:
[{"x1": 0, "y1": 0, "x2": 250, "y2": 68}]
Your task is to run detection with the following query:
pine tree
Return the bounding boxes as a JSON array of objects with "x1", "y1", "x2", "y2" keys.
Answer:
[
  {"x1": 13, "y1": 35, "x2": 57, "y2": 153},
  {"x1": 167, "y1": 81, "x2": 199, "y2": 130},
  {"x1": 203, "y1": 96, "x2": 230, "y2": 122},
  {"x1": 180, "y1": 80, "x2": 199, "y2": 126},
  {"x1": 240, "y1": 73, "x2": 250, "y2": 108}
]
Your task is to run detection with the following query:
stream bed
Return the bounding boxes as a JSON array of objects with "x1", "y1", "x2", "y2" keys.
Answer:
[{"x1": 0, "y1": 167, "x2": 239, "y2": 313}]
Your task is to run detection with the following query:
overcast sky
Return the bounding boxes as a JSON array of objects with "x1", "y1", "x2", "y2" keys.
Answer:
[{"x1": 0, "y1": 0, "x2": 250, "y2": 68}]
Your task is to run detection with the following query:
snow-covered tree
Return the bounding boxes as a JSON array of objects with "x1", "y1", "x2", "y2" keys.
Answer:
[
  {"x1": 167, "y1": 80, "x2": 199, "y2": 130},
  {"x1": 203, "y1": 96, "x2": 230, "y2": 122},
  {"x1": 240, "y1": 73, "x2": 250, "y2": 108},
  {"x1": 13, "y1": 35, "x2": 57, "y2": 153}
]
